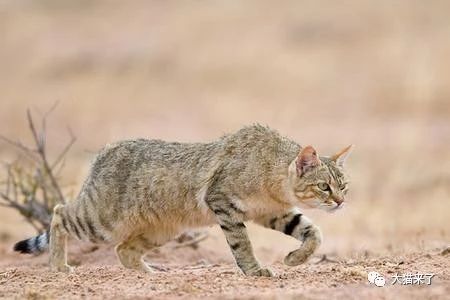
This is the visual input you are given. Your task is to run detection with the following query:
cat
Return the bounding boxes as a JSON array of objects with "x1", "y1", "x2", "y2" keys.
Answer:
[{"x1": 13, "y1": 124, "x2": 352, "y2": 277}]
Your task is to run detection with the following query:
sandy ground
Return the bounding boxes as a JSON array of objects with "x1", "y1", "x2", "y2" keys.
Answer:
[{"x1": 0, "y1": 229, "x2": 449, "y2": 300}]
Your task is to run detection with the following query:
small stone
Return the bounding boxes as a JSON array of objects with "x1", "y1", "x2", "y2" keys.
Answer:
[{"x1": 441, "y1": 247, "x2": 450, "y2": 256}]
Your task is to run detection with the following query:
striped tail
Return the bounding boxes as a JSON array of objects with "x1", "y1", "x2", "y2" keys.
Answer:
[{"x1": 13, "y1": 230, "x2": 50, "y2": 255}]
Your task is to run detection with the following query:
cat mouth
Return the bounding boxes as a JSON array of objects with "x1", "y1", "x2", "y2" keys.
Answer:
[{"x1": 327, "y1": 202, "x2": 345, "y2": 213}]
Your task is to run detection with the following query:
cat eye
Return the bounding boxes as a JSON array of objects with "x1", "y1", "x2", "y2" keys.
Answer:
[{"x1": 317, "y1": 182, "x2": 330, "y2": 191}]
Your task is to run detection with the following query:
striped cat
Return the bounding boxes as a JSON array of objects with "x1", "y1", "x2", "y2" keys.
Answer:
[{"x1": 14, "y1": 125, "x2": 352, "y2": 276}]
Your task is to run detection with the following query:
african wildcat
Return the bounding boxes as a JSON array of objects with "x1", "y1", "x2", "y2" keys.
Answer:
[{"x1": 14, "y1": 125, "x2": 352, "y2": 277}]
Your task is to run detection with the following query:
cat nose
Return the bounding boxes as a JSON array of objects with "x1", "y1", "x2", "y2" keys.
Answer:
[{"x1": 333, "y1": 197, "x2": 344, "y2": 206}]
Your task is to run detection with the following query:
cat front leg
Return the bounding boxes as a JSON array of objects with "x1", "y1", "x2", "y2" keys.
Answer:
[
  {"x1": 206, "y1": 191, "x2": 273, "y2": 277},
  {"x1": 255, "y1": 207, "x2": 322, "y2": 266},
  {"x1": 219, "y1": 221, "x2": 273, "y2": 276}
]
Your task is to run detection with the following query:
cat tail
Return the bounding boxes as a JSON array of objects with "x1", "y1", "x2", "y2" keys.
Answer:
[{"x1": 13, "y1": 230, "x2": 50, "y2": 255}]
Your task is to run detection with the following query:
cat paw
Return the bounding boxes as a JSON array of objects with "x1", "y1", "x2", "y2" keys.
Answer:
[
  {"x1": 247, "y1": 267, "x2": 274, "y2": 277},
  {"x1": 51, "y1": 264, "x2": 74, "y2": 273},
  {"x1": 284, "y1": 249, "x2": 310, "y2": 266}
]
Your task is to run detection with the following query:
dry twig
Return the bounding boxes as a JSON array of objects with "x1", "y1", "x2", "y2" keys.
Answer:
[
  {"x1": 315, "y1": 254, "x2": 340, "y2": 264},
  {"x1": 172, "y1": 231, "x2": 209, "y2": 249},
  {"x1": 0, "y1": 105, "x2": 75, "y2": 233}
]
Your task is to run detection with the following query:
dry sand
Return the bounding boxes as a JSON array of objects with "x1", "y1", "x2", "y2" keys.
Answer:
[{"x1": 0, "y1": 229, "x2": 449, "y2": 300}]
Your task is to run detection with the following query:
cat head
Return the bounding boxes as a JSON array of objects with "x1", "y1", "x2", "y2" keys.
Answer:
[{"x1": 287, "y1": 145, "x2": 353, "y2": 212}]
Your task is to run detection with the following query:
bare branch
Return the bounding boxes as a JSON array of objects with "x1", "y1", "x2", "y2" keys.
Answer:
[
  {"x1": 53, "y1": 157, "x2": 66, "y2": 177},
  {"x1": 41, "y1": 161, "x2": 65, "y2": 204},
  {"x1": 172, "y1": 231, "x2": 209, "y2": 249},
  {"x1": 36, "y1": 101, "x2": 59, "y2": 157},
  {"x1": 315, "y1": 254, "x2": 339, "y2": 264},
  {"x1": 0, "y1": 192, "x2": 27, "y2": 212},
  {"x1": 5, "y1": 164, "x2": 11, "y2": 197},
  {"x1": 0, "y1": 106, "x2": 70, "y2": 233},
  {"x1": 11, "y1": 167, "x2": 18, "y2": 202},
  {"x1": 0, "y1": 135, "x2": 38, "y2": 161},
  {"x1": 51, "y1": 127, "x2": 76, "y2": 170},
  {"x1": 40, "y1": 100, "x2": 60, "y2": 121},
  {"x1": 26, "y1": 109, "x2": 65, "y2": 204},
  {"x1": 27, "y1": 109, "x2": 42, "y2": 154}
]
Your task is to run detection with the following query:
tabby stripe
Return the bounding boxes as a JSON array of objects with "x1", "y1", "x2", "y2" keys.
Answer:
[
  {"x1": 327, "y1": 164, "x2": 342, "y2": 186},
  {"x1": 220, "y1": 224, "x2": 231, "y2": 232},
  {"x1": 219, "y1": 217, "x2": 238, "y2": 229},
  {"x1": 229, "y1": 201, "x2": 245, "y2": 214},
  {"x1": 83, "y1": 201, "x2": 104, "y2": 241},
  {"x1": 301, "y1": 225, "x2": 313, "y2": 241},
  {"x1": 72, "y1": 198, "x2": 89, "y2": 239},
  {"x1": 85, "y1": 218, "x2": 100, "y2": 241},
  {"x1": 220, "y1": 221, "x2": 246, "y2": 231},
  {"x1": 230, "y1": 242, "x2": 241, "y2": 251},
  {"x1": 86, "y1": 192, "x2": 107, "y2": 240},
  {"x1": 68, "y1": 215, "x2": 82, "y2": 239},
  {"x1": 212, "y1": 208, "x2": 230, "y2": 216},
  {"x1": 76, "y1": 215, "x2": 88, "y2": 237},
  {"x1": 235, "y1": 222, "x2": 246, "y2": 228},
  {"x1": 283, "y1": 214, "x2": 302, "y2": 235}
]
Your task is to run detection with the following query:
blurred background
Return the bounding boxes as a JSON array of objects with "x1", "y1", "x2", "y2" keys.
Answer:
[{"x1": 0, "y1": 0, "x2": 449, "y2": 260}]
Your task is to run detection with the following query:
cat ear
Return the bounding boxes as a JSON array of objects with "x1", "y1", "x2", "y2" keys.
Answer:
[
  {"x1": 296, "y1": 145, "x2": 321, "y2": 176},
  {"x1": 331, "y1": 145, "x2": 354, "y2": 167}
]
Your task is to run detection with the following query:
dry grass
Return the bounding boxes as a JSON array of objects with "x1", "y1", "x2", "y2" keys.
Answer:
[{"x1": 0, "y1": 1, "x2": 449, "y2": 298}]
